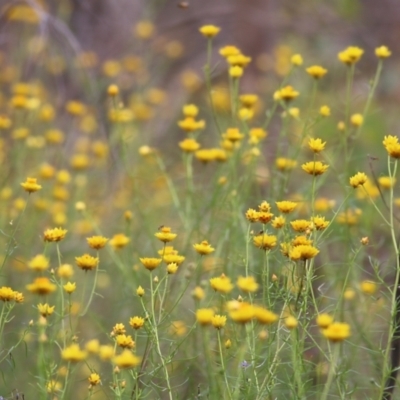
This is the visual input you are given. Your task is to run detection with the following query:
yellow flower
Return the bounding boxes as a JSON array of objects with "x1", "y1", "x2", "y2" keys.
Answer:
[
  {"x1": 116, "y1": 334, "x2": 135, "y2": 349},
  {"x1": 85, "y1": 339, "x2": 100, "y2": 354},
  {"x1": 276, "y1": 201, "x2": 297, "y2": 214},
  {"x1": 240, "y1": 94, "x2": 258, "y2": 107},
  {"x1": 219, "y1": 45, "x2": 241, "y2": 58},
  {"x1": 134, "y1": 20, "x2": 155, "y2": 39},
  {"x1": 229, "y1": 66, "x2": 243, "y2": 78},
  {"x1": 338, "y1": 46, "x2": 364, "y2": 65},
  {"x1": 311, "y1": 216, "x2": 329, "y2": 230},
  {"x1": 210, "y1": 274, "x2": 234, "y2": 294},
  {"x1": 276, "y1": 157, "x2": 297, "y2": 171},
  {"x1": 75, "y1": 254, "x2": 99, "y2": 271},
  {"x1": 249, "y1": 127, "x2": 267, "y2": 142},
  {"x1": 192, "y1": 286, "x2": 205, "y2": 300},
  {"x1": 306, "y1": 65, "x2": 327, "y2": 79},
  {"x1": 384, "y1": 135, "x2": 400, "y2": 158},
  {"x1": 182, "y1": 104, "x2": 199, "y2": 117},
  {"x1": 212, "y1": 314, "x2": 227, "y2": 329},
  {"x1": 28, "y1": 254, "x2": 49, "y2": 272},
  {"x1": 58, "y1": 264, "x2": 74, "y2": 279},
  {"x1": 349, "y1": 172, "x2": 368, "y2": 188},
  {"x1": 225, "y1": 339, "x2": 232, "y2": 349},
  {"x1": 238, "y1": 108, "x2": 254, "y2": 121},
  {"x1": 109, "y1": 233, "x2": 130, "y2": 249},
  {"x1": 378, "y1": 176, "x2": 396, "y2": 189},
  {"x1": 26, "y1": 277, "x2": 56, "y2": 295},
  {"x1": 254, "y1": 306, "x2": 278, "y2": 324},
  {"x1": 87, "y1": 236, "x2": 108, "y2": 250},
  {"x1": 61, "y1": 344, "x2": 87, "y2": 362},
  {"x1": 155, "y1": 226, "x2": 177, "y2": 243},
  {"x1": 322, "y1": 322, "x2": 350, "y2": 342},
  {"x1": 301, "y1": 161, "x2": 329, "y2": 176},
  {"x1": 319, "y1": 105, "x2": 331, "y2": 116},
  {"x1": 245, "y1": 208, "x2": 260, "y2": 222},
  {"x1": 290, "y1": 219, "x2": 310, "y2": 232},
  {"x1": 113, "y1": 350, "x2": 141, "y2": 369},
  {"x1": 375, "y1": 45, "x2": 391, "y2": 58},
  {"x1": 258, "y1": 201, "x2": 271, "y2": 212},
  {"x1": 88, "y1": 373, "x2": 101, "y2": 387},
  {"x1": 308, "y1": 138, "x2": 326, "y2": 153},
  {"x1": 289, "y1": 245, "x2": 319, "y2": 261},
  {"x1": 129, "y1": 316, "x2": 145, "y2": 330},
  {"x1": 179, "y1": 138, "x2": 201, "y2": 152},
  {"x1": 43, "y1": 227, "x2": 67, "y2": 242},
  {"x1": 292, "y1": 235, "x2": 313, "y2": 246},
  {"x1": 178, "y1": 117, "x2": 205, "y2": 132},
  {"x1": 227, "y1": 54, "x2": 251, "y2": 67},
  {"x1": 140, "y1": 257, "x2": 162, "y2": 271},
  {"x1": 291, "y1": 54, "x2": 303, "y2": 66},
  {"x1": 99, "y1": 345, "x2": 115, "y2": 360},
  {"x1": 21, "y1": 177, "x2": 42, "y2": 193},
  {"x1": 196, "y1": 308, "x2": 215, "y2": 326},
  {"x1": 350, "y1": 113, "x2": 363, "y2": 127},
  {"x1": 136, "y1": 286, "x2": 145, "y2": 297},
  {"x1": 38, "y1": 303, "x2": 55, "y2": 317},
  {"x1": 112, "y1": 323, "x2": 126, "y2": 336},
  {"x1": 288, "y1": 107, "x2": 300, "y2": 118},
  {"x1": 167, "y1": 263, "x2": 179, "y2": 274},
  {"x1": 229, "y1": 302, "x2": 255, "y2": 324},
  {"x1": 63, "y1": 282, "x2": 76, "y2": 294},
  {"x1": 0, "y1": 287, "x2": 17, "y2": 302},
  {"x1": 193, "y1": 240, "x2": 215, "y2": 255},
  {"x1": 271, "y1": 215, "x2": 286, "y2": 229},
  {"x1": 253, "y1": 233, "x2": 277, "y2": 250},
  {"x1": 199, "y1": 24, "x2": 220, "y2": 38},
  {"x1": 273, "y1": 85, "x2": 299, "y2": 102},
  {"x1": 285, "y1": 316, "x2": 298, "y2": 329},
  {"x1": 237, "y1": 276, "x2": 259, "y2": 292},
  {"x1": 316, "y1": 313, "x2": 333, "y2": 329},
  {"x1": 360, "y1": 280, "x2": 377, "y2": 295}
]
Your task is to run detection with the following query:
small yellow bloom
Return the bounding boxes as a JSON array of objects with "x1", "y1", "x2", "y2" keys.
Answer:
[
  {"x1": 350, "y1": 113, "x2": 363, "y2": 127},
  {"x1": 107, "y1": 84, "x2": 119, "y2": 97},
  {"x1": 210, "y1": 274, "x2": 234, "y2": 294},
  {"x1": 290, "y1": 219, "x2": 311, "y2": 232},
  {"x1": 288, "y1": 107, "x2": 300, "y2": 118},
  {"x1": 302, "y1": 161, "x2": 329, "y2": 176},
  {"x1": 179, "y1": 138, "x2": 201, "y2": 152},
  {"x1": 99, "y1": 345, "x2": 115, "y2": 360},
  {"x1": 212, "y1": 314, "x2": 227, "y2": 329},
  {"x1": 26, "y1": 277, "x2": 56, "y2": 295},
  {"x1": 87, "y1": 236, "x2": 108, "y2": 250},
  {"x1": 349, "y1": 172, "x2": 368, "y2": 188},
  {"x1": 360, "y1": 280, "x2": 377, "y2": 295},
  {"x1": 196, "y1": 308, "x2": 215, "y2": 326},
  {"x1": 28, "y1": 254, "x2": 49, "y2": 272},
  {"x1": 229, "y1": 302, "x2": 255, "y2": 324},
  {"x1": 63, "y1": 282, "x2": 76, "y2": 294},
  {"x1": 21, "y1": 177, "x2": 42, "y2": 193},
  {"x1": 254, "y1": 307, "x2": 278, "y2": 324},
  {"x1": 322, "y1": 322, "x2": 350, "y2": 342},
  {"x1": 116, "y1": 334, "x2": 135, "y2": 349},
  {"x1": 136, "y1": 286, "x2": 145, "y2": 297},
  {"x1": 271, "y1": 215, "x2": 286, "y2": 229},
  {"x1": 225, "y1": 339, "x2": 232, "y2": 349},
  {"x1": 319, "y1": 105, "x2": 331, "y2": 117},
  {"x1": 112, "y1": 323, "x2": 126, "y2": 336},
  {"x1": 306, "y1": 65, "x2": 327, "y2": 79},
  {"x1": 273, "y1": 85, "x2": 299, "y2": 102},
  {"x1": 61, "y1": 344, "x2": 87, "y2": 362},
  {"x1": 167, "y1": 263, "x2": 179, "y2": 274},
  {"x1": 285, "y1": 316, "x2": 298, "y2": 329},
  {"x1": 308, "y1": 138, "x2": 326, "y2": 153},
  {"x1": 155, "y1": 226, "x2": 177, "y2": 243},
  {"x1": 88, "y1": 373, "x2": 101, "y2": 387},
  {"x1": 316, "y1": 313, "x2": 333, "y2": 329},
  {"x1": 276, "y1": 200, "x2": 297, "y2": 214},
  {"x1": 245, "y1": 208, "x2": 260, "y2": 222},
  {"x1": 289, "y1": 245, "x2": 319, "y2": 261},
  {"x1": 113, "y1": 350, "x2": 141, "y2": 368},
  {"x1": 129, "y1": 316, "x2": 145, "y2": 330},
  {"x1": 240, "y1": 94, "x2": 258, "y2": 107},
  {"x1": 375, "y1": 45, "x2": 391, "y2": 59},
  {"x1": 378, "y1": 176, "x2": 396, "y2": 189},
  {"x1": 219, "y1": 45, "x2": 240, "y2": 58},
  {"x1": 58, "y1": 264, "x2": 74, "y2": 279},
  {"x1": 192, "y1": 286, "x2": 205, "y2": 300},
  {"x1": 75, "y1": 254, "x2": 99, "y2": 271},
  {"x1": 237, "y1": 276, "x2": 259, "y2": 292},
  {"x1": 38, "y1": 303, "x2": 55, "y2": 317},
  {"x1": 0, "y1": 287, "x2": 17, "y2": 302},
  {"x1": 85, "y1": 339, "x2": 100, "y2": 354},
  {"x1": 291, "y1": 54, "x2": 303, "y2": 66},
  {"x1": 109, "y1": 233, "x2": 130, "y2": 249},
  {"x1": 140, "y1": 257, "x2": 162, "y2": 271},
  {"x1": 338, "y1": 46, "x2": 364, "y2": 65},
  {"x1": 43, "y1": 227, "x2": 67, "y2": 242},
  {"x1": 276, "y1": 157, "x2": 297, "y2": 171},
  {"x1": 193, "y1": 240, "x2": 215, "y2": 255},
  {"x1": 311, "y1": 216, "x2": 329, "y2": 230},
  {"x1": 253, "y1": 233, "x2": 277, "y2": 250},
  {"x1": 199, "y1": 24, "x2": 220, "y2": 38},
  {"x1": 229, "y1": 66, "x2": 243, "y2": 78}
]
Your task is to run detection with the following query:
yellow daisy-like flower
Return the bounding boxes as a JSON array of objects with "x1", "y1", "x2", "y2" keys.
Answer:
[
  {"x1": 63, "y1": 282, "x2": 76, "y2": 294},
  {"x1": 237, "y1": 276, "x2": 259, "y2": 292},
  {"x1": 219, "y1": 45, "x2": 240, "y2": 58},
  {"x1": 21, "y1": 177, "x2": 42, "y2": 193},
  {"x1": 129, "y1": 316, "x2": 145, "y2": 330},
  {"x1": 229, "y1": 66, "x2": 243, "y2": 78},
  {"x1": 375, "y1": 45, "x2": 391, "y2": 59},
  {"x1": 182, "y1": 104, "x2": 199, "y2": 117},
  {"x1": 257, "y1": 211, "x2": 274, "y2": 224},
  {"x1": 113, "y1": 350, "x2": 141, "y2": 369},
  {"x1": 285, "y1": 316, "x2": 298, "y2": 329},
  {"x1": 155, "y1": 226, "x2": 177, "y2": 243},
  {"x1": 311, "y1": 216, "x2": 329, "y2": 231},
  {"x1": 37, "y1": 303, "x2": 55, "y2": 317},
  {"x1": 322, "y1": 322, "x2": 350, "y2": 342},
  {"x1": 302, "y1": 161, "x2": 329, "y2": 176},
  {"x1": 245, "y1": 208, "x2": 260, "y2": 222},
  {"x1": 88, "y1": 373, "x2": 101, "y2": 387},
  {"x1": 28, "y1": 254, "x2": 49, "y2": 272},
  {"x1": 43, "y1": 227, "x2": 67, "y2": 242},
  {"x1": 308, "y1": 138, "x2": 326, "y2": 153},
  {"x1": 271, "y1": 215, "x2": 286, "y2": 229},
  {"x1": 210, "y1": 274, "x2": 234, "y2": 294},
  {"x1": 196, "y1": 308, "x2": 215, "y2": 326},
  {"x1": 306, "y1": 65, "x2": 327, "y2": 79},
  {"x1": 290, "y1": 219, "x2": 311, "y2": 232},
  {"x1": 378, "y1": 176, "x2": 396, "y2": 189},
  {"x1": 320, "y1": 105, "x2": 331, "y2": 116},
  {"x1": 289, "y1": 245, "x2": 319, "y2": 261},
  {"x1": 360, "y1": 280, "x2": 377, "y2": 295},
  {"x1": 383, "y1": 135, "x2": 400, "y2": 158},
  {"x1": 61, "y1": 344, "x2": 87, "y2": 362},
  {"x1": 350, "y1": 113, "x2": 363, "y2": 127},
  {"x1": 109, "y1": 233, "x2": 130, "y2": 249},
  {"x1": 316, "y1": 313, "x2": 334, "y2": 329},
  {"x1": 140, "y1": 257, "x2": 162, "y2": 271},
  {"x1": 75, "y1": 254, "x2": 99, "y2": 271},
  {"x1": 254, "y1": 306, "x2": 278, "y2": 324},
  {"x1": 291, "y1": 54, "x2": 303, "y2": 66},
  {"x1": 338, "y1": 46, "x2": 364, "y2": 65},
  {"x1": 116, "y1": 334, "x2": 135, "y2": 349},
  {"x1": 178, "y1": 117, "x2": 205, "y2": 132},
  {"x1": 276, "y1": 157, "x2": 297, "y2": 171},
  {"x1": 276, "y1": 201, "x2": 297, "y2": 214},
  {"x1": 223, "y1": 127, "x2": 245, "y2": 143},
  {"x1": 87, "y1": 236, "x2": 109, "y2": 250},
  {"x1": 193, "y1": 240, "x2": 215, "y2": 255},
  {"x1": 253, "y1": 233, "x2": 277, "y2": 250},
  {"x1": 26, "y1": 277, "x2": 56, "y2": 295},
  {"x1": 179, "y1": 138, "x2": 201, "y2": 153},
  {"x1": 229, "y1": 302, "x2": 255, "y2": 324},
  {"x1": 58, "y1": 264, "x2": 74, "y2": 280},
  {"x1": 258, "y1": 201, "x2": 271, "y2": 212},
  {"x1": 163, "y1": 253, "x2": 185, "y2": 265},
  {"x1": 240, "y1": 94, "x2": 258, "y2": 108},
  {"x1": 273, "y1": 85, "x2": 299, "y2": 102},
  {"x1": 349, "y1": 172, "x2": 368, "y2": 188},
  {"x1": 212, "y1": 314, "x2": 227, "y2": 329},
  {"x1": 292, "y1": 235, "x2": 313, "y2": 246},
  {"x1": 227, "y1": 54, "x2": 251, "y2": 67},
  {"x1": 199, "y1": 24, "x2": 220, "y2": 38},
  {"x1": 167, "y1": 263, "x2": 178, "y2": 274},
  {"x1": 0, "y1": 287, "x2": 17, "y2": 302},
  {"x1": 288, "y1": 107, "x2": 300, "y2": 118},
  {"x1": 136, "y1": 286, "x2": 145, "y2": 297}
]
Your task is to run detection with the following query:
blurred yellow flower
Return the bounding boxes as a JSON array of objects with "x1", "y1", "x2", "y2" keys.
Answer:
[
  {"x1": 61, "y1": 344, "x2": 87, "y2": 362},
  {"x1": 199, "y1": 25, "x2": 220, "y2": 38},
  {"x1": 375, "y1": 45, "x2": 391, "y2": 58},
  {"x1": 322, "y1": 322, "x2": 350, "y2": 342},
  {"x1": 21, "y1": 177, "x2": 42, "y2": 193}
]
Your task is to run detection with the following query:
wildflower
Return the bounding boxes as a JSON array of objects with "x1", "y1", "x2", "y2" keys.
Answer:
[
  {"x1": 193, "y1": 241, "x2": 215, "y2": 256},
  {"x1": 237, "y1": 276, "x2": 259, "y2": 292},
  {"x1": 139, "y1": 257, "x2": 162, "y2": 271},
  {"x1": 338, "y1": 46, "x2": 364, "y2": 65},
  {"x1": 87, "y1": 236, "x2": 109, "y2": 250},
  {"x1": 320, "y1": 105, "x2": 331, "y2": 116},
  {"x1": 196, "y1": 308, "x2": 215, "y2": 326},
  {"x1": 21, "y1": 177, "x2": 42, "y2": 193},
  {"x1": 229, "y1": 66, "x2": 243, "y2": 78},
  {"x1": 306, "y1": 65, "x2": 328, "y2": 79},
  {"x1": 113, "y1": 350, "x2": 141, "y2": 368},
  {"x1": 276, "y1": 157, "x2": 297, "y2": 171},
  {"x1": 311, "y1": 216, "x2": 329, "y2": 230},
  {"x1": 322, "y1": 322, "x2": 350, "y2": 342},
  {"x1": 273, "y1": 85, "x2": 299, "y2": 102},
  {"x1": 58, "y1": 264, "x2": 74, "y2": 279},
  {"x1": 109, "y1": 233, "x2": 130, "y2": 249},
  {"x1": 46, "y1": 380, "x2": 62, "y2": 393},
  {"x1": 285, "y1": 316, "x2": 298, "y2": 329},
  {"x1": 360, "y1": 237, "x2": 369, "y2": 245},
  {"x1": 245, "y1": 208, "x2": 260, "y2": 222},
  {"x1": 192, "y1": 286, "x2": 205, "y2": 300},
  {"x1": 290, "y1": 219, "x2": 311, "y2": 232},
  {"x1": 182, "y1": 104, "x2": 199, "y2": 117},
  {"x1": 249, "y1": 127, "x2": 267, "y2": 142},
  {"x1": 112, "y1": 323, "x2": 126, "y2": 336},
  {"x1": 0, "y1": 287, "x2": 17, "y2": 301},
  {"x1": 44, "y1": 227, "x2": 67, "y2": 242},
  {"x1": 254, "y1": 307, "x2": 278, "y2": 324},
  {"x1": 240, "y1": 94, "x2": 258, "y2": 108},
  {"x1": 349, "y1": 172, "x2": 368, "y2": 188},
  {"x1": 258, "y1": 201, "x2": 271, "y2": 212},
  {"x1": 238, "y1": 108, "x2": 254, "y2": 121},
  {"x1": 155, "y1": 226, "x2": 177, "y2": 243},
  {"x1": 316, "y1": 313, "x2": 333, "y2": 329},
  {"x1": 308, "y1": 138, "x2": 326, "y2": 153},
  {"x1": 302, "y1": 161, "x2": 329, "y2": 176},
  {"x1": 289, "y1": 245, "x2": 319, "y2": 261},
  {"x1": 229, "y1": 302, "x2": 255, "y2": 324},
  {"x1": 291, "y1": 54, "x2": 303, "y2": 66},
  {"x1": 107, "y1": 84, "x2": 119, "y2": 97},
  {"x1": 227, "y1": 54, "x2": 251, "y2": 67},
  {"x1": 199, "y1": 25, "x2": 220, "y2": 38},
  {"x1": 167, "y1": 263, "x2": 178, "y2": 274},
  {"x1": 350, "y1": 113, "x2": 363, "y2": 127},
  {"x1": 344, "y1": 288, "x2": 356, "y2": 300},
  {"x1": 116, "y1": 334, "x2": 135, "y2": 349},
  {"x1": 129, "y1": 316, "x2": 145, "y2": 330},
  {"x1": 212, "y1": 314, "x2": 227, "y2": 329},
  {"x1": 26, "y1": 277, "x2": 56, "y2": 295},
  {"x1": 292, "y1": 235, "x2": 313, "y2": 246},
  {"x1": 61, "y1": 344, "x2": 87, "y2": 362},
  {"x1": 276, "y1": 200, "x2": 297, "y2": 214},
  {"x1": 134, "y1": 20, "x2": 155, "y2": 39},
  {"x1": 337, "y1": 121, "x2": 346, "y2": 131},
  {"x1": 28, "y1": 254, "x2": 49, "y2": 272},
  {"x1": 378, "y1": 176, "x2": 396, "y2": 189},
  {"x1": 38, "y1": 303, "x2": 55, "y2": 317},
  {"x1": 375, "y1": 45, "x2": 391, "y2": 58},
  {"x1": 178, "y1": 117, "x2": 205, "y2": 132},
  {"x1": 360, "y1": 280, "x2": 377, "y2": 295},
  {"x1": 253, "y1": 233, "x2": 277, "y2": 250},
  {"x1": 88, "y1": 373, "x2": 101, "y2": 387},
  {"x1": 63, "y1": 282, "x2": 76, "y2": 294},
  {"x1": 219, "y1": 45, "x2": 240, "y2": 58},
  {"x1": 99, "y1": 345, "x2": 115, "y2": 360},
  {"x1": 210, "y1": 274, "x2": 234, "y2": 294},
  {"x1": 136, "y1": 286, "x2": 145, "y2": 297},
  {"x1": 288, "y1": 107, "x2": 300, "y2": 118},
  {"x1": 257, "y1": 211, "x2": 274, "y2": 224},
  {"x1": 75, "y1": 254, "x2": 99, "y2": 271},
  {"x1": 271, "y1": 215, "x2": 286, "y2": 229},
  {"x1": 179, "y1": 138, "x2": 200, "y2": 152},
  {"x1": 85, "y1": 339, "x2": 100, "y2": 354},
  {"x1": 225, "y1": 339, "x2": 232, "y2": 349}
]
